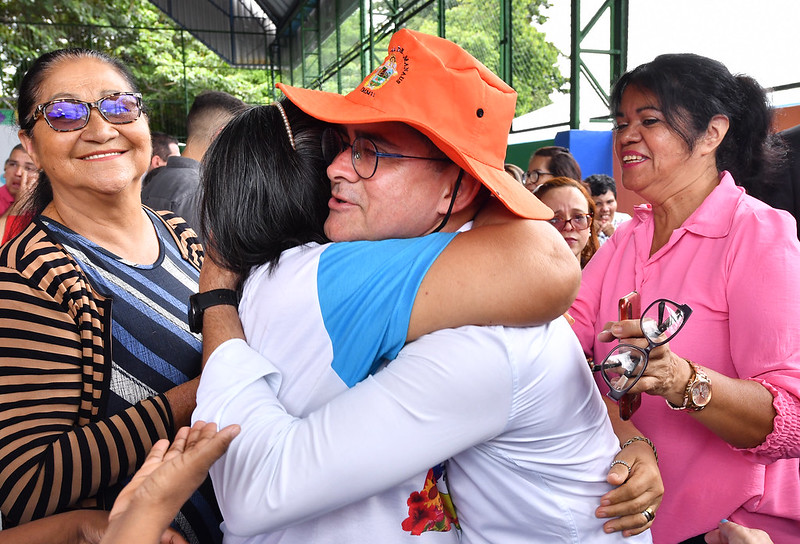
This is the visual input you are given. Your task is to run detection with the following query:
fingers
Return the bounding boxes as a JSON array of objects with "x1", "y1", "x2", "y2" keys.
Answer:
[
  {"x1": 137, "y1": 438, "x2": 171, "y2": 476},
  {"x1": 160, "y1": 527, "x2": 191, "y2": 544},
  {"x1": 598, "y1": 319, "x2": 644, "y2": 343},
  {"x1": 185, "y1": 420, "x2": 220, "y2": 450},
  {"x1": 596, "y1": 441, "x2": 664, "y2": 536},
  {"x1": 607, "y1": 460, "x2": 632, "y2": 486},
  {"x1": 177, "y1": 421, "x2": 241, "y2": 481},
  {"x1": 163, "y1": 426, "x2": 191, "y2": 462},
  {"x1": 717, "y1": 520, "x2": 774, "y2": 544}
]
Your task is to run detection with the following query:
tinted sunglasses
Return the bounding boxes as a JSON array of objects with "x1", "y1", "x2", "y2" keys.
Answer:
[{"x1": 32, "y1": 92, "x2": 143, "y2": 132}]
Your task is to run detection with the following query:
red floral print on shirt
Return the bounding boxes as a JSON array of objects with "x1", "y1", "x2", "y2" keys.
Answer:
[{"x1": 401, "y1": 466, "x2": 459, "y2": 535}]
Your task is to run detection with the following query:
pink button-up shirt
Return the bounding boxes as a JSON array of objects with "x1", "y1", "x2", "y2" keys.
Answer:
[{"x1": 571, "y1": 172, "x2": 800, "y2": 543}]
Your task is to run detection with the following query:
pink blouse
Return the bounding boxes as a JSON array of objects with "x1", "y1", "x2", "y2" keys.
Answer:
[{"x1": 571, "y1": 172, "x2": 800, "y2": 542}]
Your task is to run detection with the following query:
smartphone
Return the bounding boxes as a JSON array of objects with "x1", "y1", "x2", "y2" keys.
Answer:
[
  {"x1": 618, "y1": 291, "x2": 641, "y2": 321},
  {"x1": 617, "y1": 291, "x2": 641, "y2": 420}
]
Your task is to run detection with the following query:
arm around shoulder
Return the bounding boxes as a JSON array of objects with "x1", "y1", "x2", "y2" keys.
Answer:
[{"x1": 408, "y1": 211, "x2": 580, "y2": 340}]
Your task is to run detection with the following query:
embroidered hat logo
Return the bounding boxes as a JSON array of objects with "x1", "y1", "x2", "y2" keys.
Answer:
[{"x1": 363, "y1": 54, "x2": 399, "y2": 92}]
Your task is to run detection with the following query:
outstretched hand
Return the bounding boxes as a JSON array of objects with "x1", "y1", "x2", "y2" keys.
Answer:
[{"x1": 102, "y1": 421, "x2": 240, "y2": 544}]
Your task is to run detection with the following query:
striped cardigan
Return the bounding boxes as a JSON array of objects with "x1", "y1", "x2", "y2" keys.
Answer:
[{"x1": 0, "y1": 210, "x2": 203, "y2": 526}]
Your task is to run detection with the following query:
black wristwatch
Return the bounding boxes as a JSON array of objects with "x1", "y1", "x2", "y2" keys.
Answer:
[{"x1": 188, "y1": 289, "x2": 240, "y2": 333}]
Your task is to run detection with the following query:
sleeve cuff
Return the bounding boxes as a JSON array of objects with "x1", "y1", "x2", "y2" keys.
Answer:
[{"x1": 734, "y1": 378, "x2": 800, "y2": 461}]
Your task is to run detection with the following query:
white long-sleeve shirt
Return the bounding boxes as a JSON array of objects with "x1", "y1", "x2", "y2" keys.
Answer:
[{"x1": 194, "y1": 235, "x2": 651, "y2": 543}]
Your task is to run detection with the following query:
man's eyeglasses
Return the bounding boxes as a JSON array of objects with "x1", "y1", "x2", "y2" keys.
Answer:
[
  {"x1": 321, "y1": 127, "x2": 449, "y2": 179},
  {"x1": 32, "y1": 92, "x2": 143, "y2": 132},
  {"x1": 523, "y1": 169, "x2": 551, "y2": 189},
  {"x1": 4, "y1": 160, "x2": 38, "y2": 174},
  {"x1": 594, "y1": 298, "x2": 692, "y2": 418},
  {"x1": 547, "y1": 214, "x2": 593, "y2": 232}
]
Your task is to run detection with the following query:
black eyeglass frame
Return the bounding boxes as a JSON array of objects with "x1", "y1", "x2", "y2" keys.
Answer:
[
  {"x1": 597, "y1": 298, "x2": 693, "y2": 401},
  {"x1": 322, "y1": 128, "x2": 450, "y2": 180},
  {"x1": 523, "y1": 169, "x2": 552, "y2": 189},
  {"x1": 547, "y1": 213, "x2": 594, "y2": 232},
  {"x1": 32, "y1": 92, "x2": 144, "y2": 133}
]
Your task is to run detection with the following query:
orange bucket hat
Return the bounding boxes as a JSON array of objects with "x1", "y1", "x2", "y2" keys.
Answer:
[{"x1": 277, "y1": 28, "x2": 553, "y2": 220}]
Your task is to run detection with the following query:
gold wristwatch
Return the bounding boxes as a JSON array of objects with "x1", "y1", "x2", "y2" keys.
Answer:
[{"x1": 666, "y1": 360, "x2": 712, "y2": 412}]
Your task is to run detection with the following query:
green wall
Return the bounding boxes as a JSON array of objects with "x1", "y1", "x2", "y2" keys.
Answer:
[{"x1": 505, "y1": 138, "x2": 554, "y2": 169}]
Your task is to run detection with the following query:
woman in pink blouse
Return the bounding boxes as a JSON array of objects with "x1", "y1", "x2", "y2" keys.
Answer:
[{"x1": 569, "y1": 53, "x2": 800, "y2": 544}]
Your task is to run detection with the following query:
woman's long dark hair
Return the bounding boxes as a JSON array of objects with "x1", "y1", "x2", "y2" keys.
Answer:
[
  {"x1": 200, "y1": 99, "x2": 331, "y2": 279},
  {"x1": 610, "y1": 53, "x2": 783, "y2": 195}
]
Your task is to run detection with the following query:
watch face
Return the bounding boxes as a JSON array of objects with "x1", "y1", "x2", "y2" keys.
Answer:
[{"x1": 691, "y1": 382, "x2": 711, "y2": 406}]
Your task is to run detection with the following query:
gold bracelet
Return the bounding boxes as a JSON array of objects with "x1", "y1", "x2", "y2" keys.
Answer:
[{"x1": 621, "y1": 435, "x2": 658, "y2": 464}]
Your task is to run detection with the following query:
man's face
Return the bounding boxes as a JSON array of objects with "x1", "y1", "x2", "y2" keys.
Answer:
[
  {"x1": 324, "y1": 122, "x2": 459, "y2": 242},
  {"x1": 4, "y1": 148, "x2": 39, "y2": 198},
  {"x1": 593, "y1": 190, "x2": 618, "y2": 227}
]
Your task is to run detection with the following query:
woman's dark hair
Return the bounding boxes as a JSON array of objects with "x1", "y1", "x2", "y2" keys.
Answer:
[
  {"x1": 535, "y1": 176, "x2": 599, "y2": 268},
  {"x1": 530, "y1": 146, "x2": 582, "y2": 181},
  {"x1": 610, "y1": 53, "x2": 783, "y2": 195},
  {"x1": 200, "y1": 100, "x2": 330, "y2": 279},
  {"x1": 16, "y1": 48, "x2": 140, "y2": 216},
  {"x1": 584, "y1": 173, "x2": 617, "y2": 198}
]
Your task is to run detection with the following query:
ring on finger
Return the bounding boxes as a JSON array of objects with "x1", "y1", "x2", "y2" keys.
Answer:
[
  {"x1": 610, "y1": 459, "x2": 632, "y2": 477},
  {"x1": 642, "y1": 506, "x2": 655, "y2": 523}
]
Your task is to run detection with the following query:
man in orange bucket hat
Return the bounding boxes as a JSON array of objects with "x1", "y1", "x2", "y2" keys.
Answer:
[
  {"x1": 195, "y1": 29, "x2": 659, "y2": 543},
  {"x1": 277, "y1": 29, "x2": 550, "y2": 231}
]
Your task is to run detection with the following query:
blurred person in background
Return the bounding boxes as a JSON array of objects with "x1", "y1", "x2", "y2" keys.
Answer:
[
  {"x1": 524, "y1": 145, "x2": 582, "y2": 192},
  {"x1": 585, "y1": 173, "x2": 631, "y2": 245},
  {"x1": 141, "y1": 91, "x2": 245, "y2": 234},
  {"x1": 504, "y1": 162, "x2": 525, "y2": 184},
  {"x1": 536, "y1": 176, "x2": 599, "y2": 268},
  {"x1": 1, "y1": 144, "x2": 39, "y2": 243},
  {"x1": 146, "y1": 131, "x2": 179, "y2": 173}
]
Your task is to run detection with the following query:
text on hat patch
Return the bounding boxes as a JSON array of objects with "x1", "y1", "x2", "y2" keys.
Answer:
[{"x1": 361, "y1": 47, "x2": 410, "y2": 97}]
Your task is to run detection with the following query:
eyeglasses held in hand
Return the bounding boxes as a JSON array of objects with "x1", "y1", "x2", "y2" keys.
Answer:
[
  {"x1": 547, "y1": 214, "x2": 593, "y2": 231},
  {"x1": 596, "y1": 298, "x2": 693, "y2": 404},
  {"x1": 32, "y1": 92, "x2": 143, "y2": 132},
  {"x1": 321, "y1": 127, "x2": 449, "y2": 180}
]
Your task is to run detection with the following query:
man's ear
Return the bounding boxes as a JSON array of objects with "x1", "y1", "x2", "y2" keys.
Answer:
[
  {"x1": 699, "y1": 114, "x2": 730, "y2": 155},
  {"x1": 151, "y1": 155, "x2": 167, "y2": 170},
  {"x1": 438, "y1": 170, "x2": 482, "y2": 215}
]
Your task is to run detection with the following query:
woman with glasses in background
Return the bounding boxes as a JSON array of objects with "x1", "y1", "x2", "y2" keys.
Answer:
[
  {"x1": 535, "y1": 176, "x2": 598, "y2": 268},
  {"x1": 523, "y1": 145, "x2": 582, "y2": 192},
  {"x1": 568, "y1": 53, "x2": 800, "y2": 543},
  {"x1": 0, "y1": 49, "x2": 221, "y2": 543}
]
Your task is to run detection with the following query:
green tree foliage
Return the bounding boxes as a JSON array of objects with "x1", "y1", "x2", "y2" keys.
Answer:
[
  {"x1": 0, "y1": 0, "x2": 274, "y2": 138},
  {"x1": 0, "y1": 0, "x2": 565, "y2": 133},
  {"x1": 417, "y1": 0, "x2": 566, "y2": 116}
]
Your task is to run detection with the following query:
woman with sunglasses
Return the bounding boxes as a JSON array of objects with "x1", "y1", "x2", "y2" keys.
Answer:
[
  {"x1": 569, "y1": 53, "x2": 800, "y2": 543},
  {"x1": 535, "y1": 176, "x2": 599, "y2": 268},
  {"x1": 0, "y1": 49, "x2": 222, "y2": 543}
]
